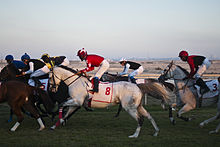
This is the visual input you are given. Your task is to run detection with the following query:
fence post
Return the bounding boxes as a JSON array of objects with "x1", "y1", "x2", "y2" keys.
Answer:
[{"x1": 144, "y1": 93, "x2": 148, "y2": 105}]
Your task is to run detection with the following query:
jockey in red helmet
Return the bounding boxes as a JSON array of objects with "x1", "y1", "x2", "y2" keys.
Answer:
[
  {"x1": 77, "y1": 48, "x2": 110, "y2": 93},
  {"x1": 178, "y1": 50, "x2": 211, "y2": 94}
]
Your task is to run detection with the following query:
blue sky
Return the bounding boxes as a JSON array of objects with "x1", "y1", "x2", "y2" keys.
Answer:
[{"x1": 0, "y1": 0, "x2": 220, "y2": 60}]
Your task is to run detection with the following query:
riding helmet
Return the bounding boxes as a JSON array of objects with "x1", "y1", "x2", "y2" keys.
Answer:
[
  {"x1": 178, "y1": 50, "x2": 188, "y2": 57},
  {"x1": 77, "y1": 48, "x2": 87, "y2": 61},
  {"x1": 21, "y1": 53, "x2": 30, "y2": 61},
  {"x1": 5, "y1": 55, "x2": 14, "y2": 60}
]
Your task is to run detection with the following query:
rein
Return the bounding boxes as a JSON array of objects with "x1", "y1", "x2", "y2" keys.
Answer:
[
  {"x1": 51, "y1": 67, "x2": 90, "y2": 87},
  {"x1": 161, "y1": 61, "x2": 195, "y2": 93}
]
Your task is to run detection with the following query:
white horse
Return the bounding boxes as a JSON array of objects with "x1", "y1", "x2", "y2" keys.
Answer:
[
  {"x1": 159, "y1": 61, "x2": 219, "y2": 123},
  {"x1": 48, "y1": 66, "x2": 170, "y2": 138},
  {"x1": 199, "y1": 77, "x2": 220, "y2": 134}
]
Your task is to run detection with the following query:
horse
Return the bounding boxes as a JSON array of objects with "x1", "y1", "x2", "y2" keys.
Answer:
[
  {"x1": 0, "y1": 63, "x2": 72, "y2": 121},
  {"x1": 199, "y1": 77, "x2": 220, "y2": 134},
  {"x1": 158, "y1": 61, "x2": 219, "y2": 123},
  {"x1": 48, "y1": 66, "x2": 170, "y2": 138},
  {"x1": 0, "y1": 80, "x2": 54, "y2": 131},
  {"x1": 0, "y1": 63, "x2": 51, "y2": 121},
  {"x1": 101, "y1": 72, "x2": 176, "y2": 118},
  {"x1": 0, "y1": 63, "x2": 28, "y2": 82}
]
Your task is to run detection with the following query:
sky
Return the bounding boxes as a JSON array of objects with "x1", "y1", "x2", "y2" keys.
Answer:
[{"x1": 0, "y1": 0, "x2": 220, "y2": 60}]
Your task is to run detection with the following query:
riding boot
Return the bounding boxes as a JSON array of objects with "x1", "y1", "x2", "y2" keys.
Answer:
[
  {"x1": 32, "y1": 77, "x2": 43, "y2": 88},
  {"x1": 130, "y1": 76, "x2": 137, "y2": 84},
  {"x1": 196, "y1": 78, "x2": 210, "y2": 95},
  {"x1": 90, "y1": 77, "x2": 99, "y2": 93}
]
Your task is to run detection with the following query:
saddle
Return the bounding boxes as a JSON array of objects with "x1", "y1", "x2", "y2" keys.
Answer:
[{"x1": 195, "y1": 79, "x2": 219, "y2": 98}]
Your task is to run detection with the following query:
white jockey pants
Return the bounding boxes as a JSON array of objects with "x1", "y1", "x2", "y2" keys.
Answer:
[
  {"x1": 60, "y1": 58, "x2": 70, "y2": 66},
  {"x1": 28, "y1": 65, "x2": 50, "y2": 85},
  {"x1": 94, "y1": 59, "x2": 110, "y2": 79},
  {"x1": 194, "y1": 58, "x2": 211, "y2": 80},
  {"x1": 128, "y1": 66, "x2": 144, "y2": 77}
]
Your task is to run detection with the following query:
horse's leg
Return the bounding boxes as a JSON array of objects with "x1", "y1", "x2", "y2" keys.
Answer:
[
  {"x1": 8, "y1": 109, "x2": 13, "y2": 123},
  {"x1": 124, "y1": 106, "x2": 141, "y2": 138},
  {"x1": 51, "y1": 106, "x2": 80, "y2": 129},
  {"x1": 209, "y1": 121, "x2": 220, "y2": 134},
  {"x1": 177, "y1": 103, "x2": 195, "y2": 121},
  {"x1": 23, "y1": 103, "x2": 45, "y2": 131},
  {"x1": 61, "y1": 106, "x2": 81, "y2": 126},
  {"x1": 115, "y1": 103, "x2": 122, "y2": 117},
  {"x1": 169, "y1": 106, "x2": 176, "y2": 125},
  {"x1": 10, "y1": 106, "x2": 24, "y2": 131},
  {"x1": 200, "y1": 112, "x2": 220, "y2": 128},
  {"x1": 138, "y1": 106, "x2": 159, "y2": 137}
]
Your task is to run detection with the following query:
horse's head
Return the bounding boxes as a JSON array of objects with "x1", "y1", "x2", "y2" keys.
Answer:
[
  {"x1": 0, "y1": 65, "x2": 13, "y2": 81},
  {"x1": 48, "y1": 68, "x2": 61, "y2": 92},
  {"x1": 158, "y1": 61, "x2": 188, "y2": 82},
  {"x1": 0, "y1": 64, "x2": 20, "y2": 81}
]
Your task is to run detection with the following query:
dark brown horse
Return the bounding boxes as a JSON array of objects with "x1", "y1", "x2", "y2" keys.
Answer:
[
  {"x1": 0, "y1": 63, "x2": 27, "y2": 82},
  {"x1": 0, "y1": 80, "x2": 54, "y2": 131}
]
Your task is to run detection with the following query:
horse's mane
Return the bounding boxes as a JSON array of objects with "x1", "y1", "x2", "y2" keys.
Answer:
[
  {"x1": 176, "y1": 65, "x2": 189, "y2": 76},
  {"x1": 58, "y1": 65, "x2": 77, "y2": 74},
  {"x1": 1, "y1": 64, "x2": 20, "y2": 75}
]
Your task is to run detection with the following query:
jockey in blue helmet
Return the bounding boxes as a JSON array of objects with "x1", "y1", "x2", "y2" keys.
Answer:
[{"x1": 21, "y1": 53, "x2": 50, "y2": 88}]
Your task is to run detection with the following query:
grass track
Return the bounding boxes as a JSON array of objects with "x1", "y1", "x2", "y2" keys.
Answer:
[{"x1": 0, "y1": 105, "x2": 220, "y2": 147}]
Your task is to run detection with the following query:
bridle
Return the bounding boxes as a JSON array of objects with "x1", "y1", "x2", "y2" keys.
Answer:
[
  {"x1": 49, "y1": 68, "x2": 90, "y2": 91},
  {"x1": 160, "y1": 61, "x2": 195, "y2": 92},
  {"x1": 49, "y1": 69, "x2": 80, "y2": 91}
]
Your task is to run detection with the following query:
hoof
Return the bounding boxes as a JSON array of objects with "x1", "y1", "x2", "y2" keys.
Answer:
[
  {"x1": 38, "y1": 126, "x2": 45, "y2": 131},
  {"x1": 153, "y1": 131, "x2": 159, "y2": 137},
  {"x1": 172, "y1": 120, "x2": 176, "y2": 125},
  {"x1": 209, "y1": 130, "x2": 218, "y2": 134},
  {"x1": 199, "y1": 122, "x2": 205, "y2": 128},
  {"x1": 50, "y1": 125, "x2": 56, "y2": 130},
  {"x1": 128, "y1": 134, "x2": 138, "y2": 138},
  {"x1": 10, "y1": 128, "x2": 16, "y2": 132}
]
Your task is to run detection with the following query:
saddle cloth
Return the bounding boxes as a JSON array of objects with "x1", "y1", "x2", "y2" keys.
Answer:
[
  {"x1": 28, "y1": 79, "x2": 48, "y2": 91},
  {"x1": 195, "y1": 79, "x2": 219, "y2": 98},
  {"x1": 90, "y1": 82, "x2": 113, "y2": 108}
]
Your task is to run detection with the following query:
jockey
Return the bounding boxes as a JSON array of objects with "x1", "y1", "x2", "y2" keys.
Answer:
[
  {"x1": 179, "y1": 50, "x2": 211, "y2": 94},
  {"x1": 119, "y1": 58, "x2": 144, "y2": 84},
  {"x1": 41, "y1": 53, "x2": 70, "y2": 69},
  {"x1": 77, "y1": 48, "x2": 110, "y2": 93},
  {"x1": 21, "y1": 53, "x2": 50, "y2": 88},
  {"x1": 5, "y1": 55, "x2": 26, "y2": 70}
]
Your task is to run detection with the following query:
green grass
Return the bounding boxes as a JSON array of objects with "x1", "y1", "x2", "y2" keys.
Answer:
[{"x1": 0, "y1": 105, "x2": 220, "y2": 147}]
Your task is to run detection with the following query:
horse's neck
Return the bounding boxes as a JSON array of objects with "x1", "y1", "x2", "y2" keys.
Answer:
[
  {"x1": 58, "y1": 68, "x2": 90, "y2": 87},
  {"x1": 173, "y1": 67, "x2": 187, "y2": 80}
]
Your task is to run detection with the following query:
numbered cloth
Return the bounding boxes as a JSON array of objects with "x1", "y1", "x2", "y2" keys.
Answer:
[
  {"x1": 195, "y1": 79, "x2": 219, "y2": 98},
  {"x1": 90, "y1": 82, "x2": 113, "y2": 108}
]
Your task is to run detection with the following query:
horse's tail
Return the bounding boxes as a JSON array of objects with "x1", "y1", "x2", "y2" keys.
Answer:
[
  {"x1": 29, "y1": 86, "x2": 55, "y2": 114},
  {"x1": 137, "y1": 80, "x2": 170, "y2": 103}
]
